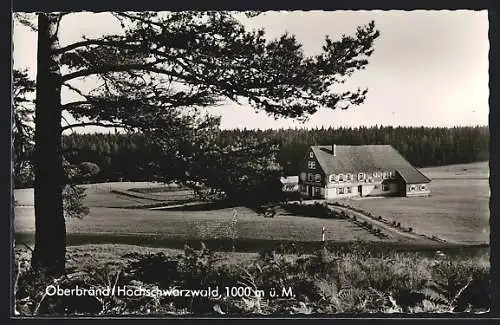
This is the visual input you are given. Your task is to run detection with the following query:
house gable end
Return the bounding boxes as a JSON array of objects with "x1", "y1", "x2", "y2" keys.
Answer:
[{"x1": 300, "y1": 147, "x2": 327, "y2": 183}]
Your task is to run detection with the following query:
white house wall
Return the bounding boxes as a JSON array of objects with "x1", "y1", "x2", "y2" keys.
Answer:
[
  {"x1": 324, "y1": 184, "x2": 397, "y2": 199},
  {"x1": 362, "y1": 184, "x2": 398, "y2": 196},
  {"x1": 325, "y1": 186, "x2": 358, "y2": 199},
  {"x1": 405, "y1": 183, "x2": 431, "y2": 197}
]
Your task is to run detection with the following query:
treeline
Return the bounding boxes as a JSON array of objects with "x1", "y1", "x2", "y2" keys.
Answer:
[
  {"x1": 224, "y1": 125, "x2": 490, "y2": 175},
  {"x1": 62, "y1": 133, "x2": 160, "y2": 182},
  {"x1": 60, "y1": 126, "x2": 488, "y2": 183}
]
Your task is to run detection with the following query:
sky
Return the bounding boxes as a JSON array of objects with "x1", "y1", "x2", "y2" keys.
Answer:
[{"x1": 12, "y1": 10, "x2": 489, "y2": 131}]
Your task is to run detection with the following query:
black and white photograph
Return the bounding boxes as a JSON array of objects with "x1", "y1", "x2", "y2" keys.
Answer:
[{"x1": 12, "y1": 10, "x2": 490, "y2": 316}]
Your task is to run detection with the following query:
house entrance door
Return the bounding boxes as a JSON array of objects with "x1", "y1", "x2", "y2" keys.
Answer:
[{"x1": 358, "y1": 185, "x2": 363, "y2": 197}]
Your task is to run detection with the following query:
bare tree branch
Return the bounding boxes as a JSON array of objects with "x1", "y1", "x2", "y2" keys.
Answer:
[
  {"x1": 62, "y1": 82, "x2": 88, "y2": 98},
  {"x1": 60, "y1": 59, "x2": 169, "y2": 82},
  {"x1": 61, "y1": 122, "x2": 125, "y2": 132},
  {"x1": 55, "y1": 39, "x2": 141, "y2": 55},
  {"x1": 62, "y1": 101, "x2": 93, "y2": 109}
]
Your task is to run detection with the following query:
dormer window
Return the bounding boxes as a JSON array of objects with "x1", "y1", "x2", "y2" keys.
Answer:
[
  {"x1": 338, "y1": 174, "x2": 344, "y2": 182},
  {"x1": 308, "y1": 161, "x2": 316, "y2": 169},
  {"x1": 358, "y1": 173, "x2": 365, "y2": 181},
  {"x1": 329, "y1": 174, "x2": 336, "y2": 183},
  {"x1": 346, "y1": 173, "x2": 352, "y2": 181}
]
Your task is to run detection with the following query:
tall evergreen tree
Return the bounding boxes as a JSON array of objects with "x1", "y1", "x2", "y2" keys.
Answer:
[{"x1": 21, "y1": 11, "x2": 380, "y2": 274}]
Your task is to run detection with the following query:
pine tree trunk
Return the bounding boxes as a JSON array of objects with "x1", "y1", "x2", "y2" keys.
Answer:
[{"x1": 31, "y1": 13, "x2": 65, "y2": 275}]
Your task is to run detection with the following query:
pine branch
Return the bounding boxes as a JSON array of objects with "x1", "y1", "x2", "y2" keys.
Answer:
[{"x1": 113, "y1": 12, "x2": 165, "y2": 29}]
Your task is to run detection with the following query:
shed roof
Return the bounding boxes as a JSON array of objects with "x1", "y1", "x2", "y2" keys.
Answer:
[{"x1": 280, "y1": 176, "x2": 299, "y2": 184}]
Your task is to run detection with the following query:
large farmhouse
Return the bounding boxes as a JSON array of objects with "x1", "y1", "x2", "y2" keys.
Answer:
[{"x1": 299, "y1": 144, "x2": 431, "y2": 200}]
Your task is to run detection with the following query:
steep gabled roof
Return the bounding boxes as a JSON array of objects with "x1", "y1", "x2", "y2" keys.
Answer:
[{"x1": 310, "y1": 145, "x2": 431, "y2": 184}]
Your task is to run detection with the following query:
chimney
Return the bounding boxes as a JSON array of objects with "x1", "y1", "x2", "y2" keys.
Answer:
[{"x1": 332, "y1": 144, "x2": 336, "y2": 156}]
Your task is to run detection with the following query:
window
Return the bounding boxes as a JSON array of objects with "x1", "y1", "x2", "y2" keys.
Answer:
[
  {"x1": 338, "y1": 174, "x2": 344, "y2": 182},
  {"x1": 329, "y1": 174, "x2": 336, "y2": 183},
  {"x1": 374, "y1": 184, "x2": 380, "y2": 189},
  {"x1": 338, "y1": 187, "x2": 344, "y2": 194},
  {"x1": 368, "y1": 177, "x2": 373, "y2": 183},
  {"x1": 421, "y1": 184, "x2": 426, "y2": 190},
  {"x1": 346, "y1": 173, "x2": 352, "y2": 181},
  {"x1": 410, "y1": 185, "x2": 416, "y2": 191},
  {"x1": 383, "y1": 171, "x2": 388, "y2": 179},
  {"x1": 300, "y1": 173, "x2": 306, "y2": 181},
  {"x1": 314, "y1": 187, "x2": 321, "y2": 195},
  {"x1": 315, "y1": 174, "x2": 321, "y2": 182},
  {"x1": 373, "y1": 171, "x2": 377, "y2": 177},
  {"x1": 347, "y1": 187, "x2": 352, "y2": 193},
  {"x1": 358, "y1": 173, "x2": 365, "y2": 181},
  {"x1": 388, "y1": 171, "x2": 394, "y2": 178},
  {"x1": 308, "y1": 161, "x2": 316, "y2": 169},
  {"x1": 309, "y1": 152, "x2": 314, "y2": 158},
  {"x1": 307, "y1": 173, "x2": 313, "y2": 182},
  {"x1": 382, "y1": 184, "x2": 389, "y2": 191}
]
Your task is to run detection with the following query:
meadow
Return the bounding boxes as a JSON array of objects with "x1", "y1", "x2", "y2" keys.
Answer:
[
  {"x1": 14, "y1": 161, "x2": 490, "y2": 250},
  {"x1": 15, "y1": 205, "x2": 389, "y2": 251},
  {"x1": 344, "y1": 162, "x2": 490, "y2": 244}
]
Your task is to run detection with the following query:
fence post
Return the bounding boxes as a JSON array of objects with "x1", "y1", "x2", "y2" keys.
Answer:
[{"x1": 231, "y1": 208, "x2": 238, "y2": 252}]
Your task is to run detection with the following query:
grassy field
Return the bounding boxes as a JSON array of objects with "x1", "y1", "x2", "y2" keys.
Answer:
[
  {"x1": 14, "y1": 182, "x2": 195, "y2": 209},
  {"x1": 345, "y1": 162, "x2": 489, "y2": 244},
  {"x1": 13, "y1": 161, "x2": 490, "y2": 250},
  {"x1": 15, "y1": 205, "x2": 388, "y2": 249},
  {"x1": 419, "y1": 161, "x2": 489, "y2": 180},
  {"x1": 15, "y1": 180, "x2": 393, "y2": 249}
]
